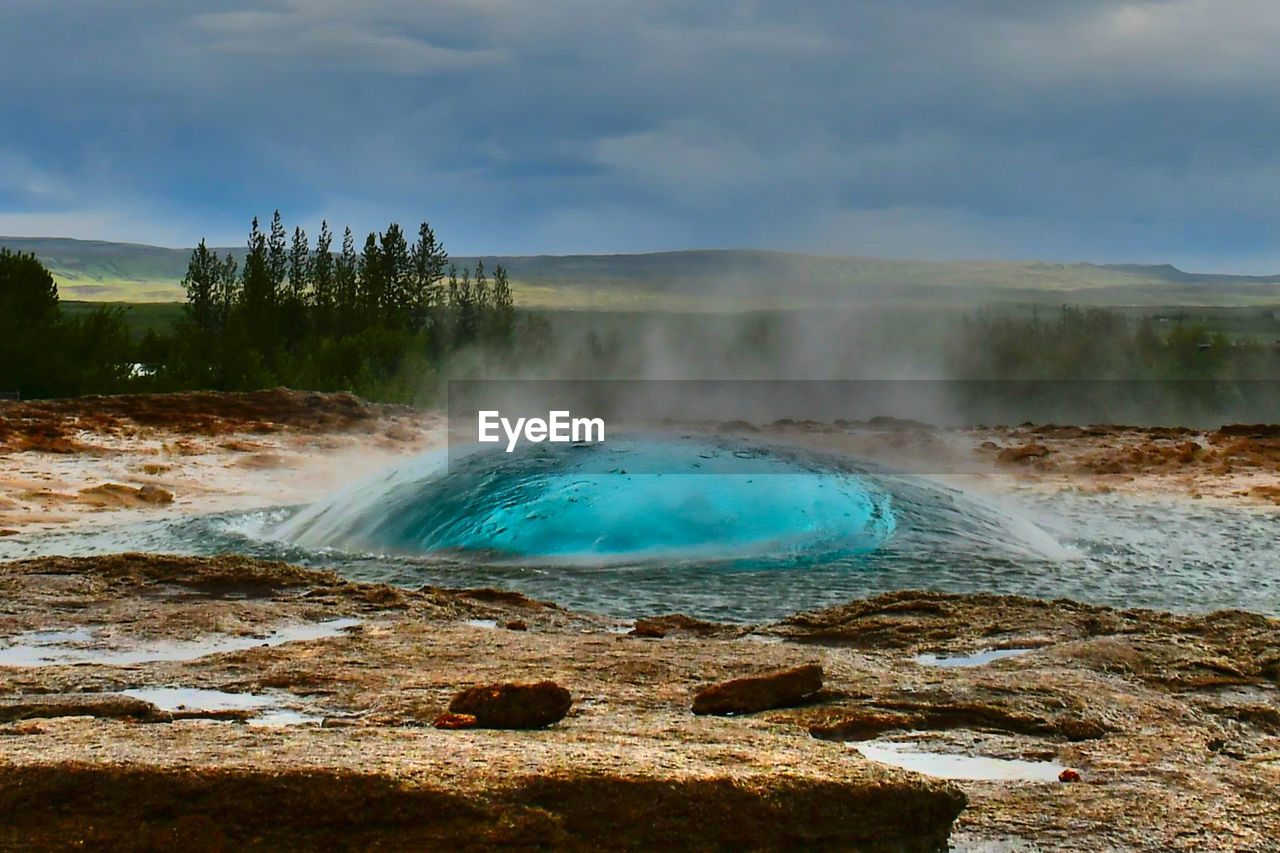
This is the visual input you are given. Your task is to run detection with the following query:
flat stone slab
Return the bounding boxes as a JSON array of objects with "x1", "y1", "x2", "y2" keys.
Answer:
[{"x1": 0, "y1": 693, "x2": 161, "y2": 723}]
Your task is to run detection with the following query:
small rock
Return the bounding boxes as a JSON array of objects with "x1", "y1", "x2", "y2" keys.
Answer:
[
  {"x1": 0, "y1": 528, "x2": 17, "y2": 537},
  {"x1": 630, "y1": 614, "x2": 725, "y2": 638},
  {"x1": 321, "y1": 717, "x2": 359, "y2": 728},
  {"x1": 137, "y1": 484, "x2": 175, "y2": 504},
  {"x1": 448, "y1": 681, "x2": 572, "y2": 729},
  {"x1": 692, "y1": 664, "x2": 824, "y2": 716},
  {"x1": 384, "y1": 424, "x2": 418, "y2": 442},
  {"x1": 78, "y1": 483, "x2": 173, "y2": 507},
  {"x1": 433, "y1": 712, "x2": 478, "y2": 730},
  {"x1": 1059, "y1": 718, "x2": 1108, "y2": 741},
  {"x1": 1058, "y1": 768, "x2": 1082, "y2": 783},
  {"x1": 503, "y1": 620, "x2": 528, "y2": 631},
  {"x1": 998, "y1": 443, "x2": 1052, "y2": 463}
]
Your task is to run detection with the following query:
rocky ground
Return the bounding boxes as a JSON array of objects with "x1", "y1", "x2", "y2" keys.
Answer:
[
  {"x1": 0, "y1": 554, "x2": 1275, "y2": 851},
  {"x1": 0, "y1": 389, "x2": 440, "y2": 538},
  {"x1": 750, "y1": 418, "x2": 1280, "y2": 506},
  {"x1": 1, "y1": 391, "x2": 1278, "y2": 850}
]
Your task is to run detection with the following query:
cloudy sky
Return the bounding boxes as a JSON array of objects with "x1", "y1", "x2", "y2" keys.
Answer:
[{"x1": 3, "y1": 0, "x2": 1280, "y2": 271}]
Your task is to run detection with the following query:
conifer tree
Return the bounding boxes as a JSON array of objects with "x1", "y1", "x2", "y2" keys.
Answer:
[
  {"x1": 240, "y1": 217, "x2": 271, "y2": 320},
  {"x1": 492, "y1": 264, "x2": 514, "y2": 344},
  {"x1": 474, "y1": 260, "x2": 489, "y2": 314},
  {"x1": 359, "y1": 232, "x2": 384, "y2": 323},
  {"x1": 379, "y1": 223, "x2": 410, "y2": 327},
  {"x1": 455, "y1": 266, "x2": 476, "y2": 344},
  {"x1": 334, "y1": 227, "x2": 358, "y2": 334},
  {"x1": 267, "y1": 210, "x2": 288, "y2": 301},
  {"x1": 410, "y1": 222, "x2": 447, "y2": 329},
  {"x1": 311, "y1": 221, "x2": 335, "y2": 331},
  {"x1": 282, "y1": 225, "x2": 311, "y2": 343},
  {"x1": 288, "y1": 226, "x2": 310, "y2": 303},
  {"x1": 216, "y1": 253, "x2": 239, "y2": 333},
  {"x1": 182, "y1": 240, "x2": 219, "y2": 335}
]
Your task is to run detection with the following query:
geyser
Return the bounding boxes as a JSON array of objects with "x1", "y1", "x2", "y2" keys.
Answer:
[{"x1": 276, "y1": 435, "x2": 897, "y2": 564}]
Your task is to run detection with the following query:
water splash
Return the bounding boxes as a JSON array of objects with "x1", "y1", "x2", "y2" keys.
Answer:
[
  {"x1": 13, "y1": 433, "x2": 1274, "y2": 622},
  {"x1": 275, "y1": 435, "x2": 897, "y2": 565}
]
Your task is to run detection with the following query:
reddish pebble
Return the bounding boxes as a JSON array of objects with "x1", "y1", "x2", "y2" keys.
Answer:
[
  {"x1": 433, "y1": 712, "x2": 477, "y2": 730},
  {"x1": 1058, "y1": 768, "x2": 1082, "y2": 783}
]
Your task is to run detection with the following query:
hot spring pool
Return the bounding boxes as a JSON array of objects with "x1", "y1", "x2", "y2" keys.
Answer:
[
  {"x1": 3, "y1": 432, "x2": 1278, "y2": 622},
  {"x1": 274, "y1": 435, "x2": 900, "y2": 564}
]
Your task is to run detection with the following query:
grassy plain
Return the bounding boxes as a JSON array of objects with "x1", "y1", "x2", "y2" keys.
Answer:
[{"x1": 7, "y1": 237, "x2": 1280, "y2": 310}]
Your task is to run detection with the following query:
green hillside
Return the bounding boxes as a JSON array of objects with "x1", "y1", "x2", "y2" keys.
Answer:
[{"x1": 4, "y1": 236, "x2": 1280, "y2": 309}]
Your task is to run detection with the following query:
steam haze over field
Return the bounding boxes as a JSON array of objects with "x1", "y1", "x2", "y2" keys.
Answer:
[
  {"x1": 6, "y1": 6, "x2": 1280, "y2": 850},
  {"x1": 4, "y1": 1, "x2": 1280, "y2": 273}
]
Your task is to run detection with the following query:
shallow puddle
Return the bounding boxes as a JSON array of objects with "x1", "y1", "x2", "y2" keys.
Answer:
[
  {"x1": 850, "y1": 740, "x2": 1066, "y2": 781},
  {"x1": 742, "y1": 633, "x2": 783, "y2": 644},
  {"x1": 0, "y1": 618, "x2": 361, "y2": 667},
  {"x1": 913, "y1": 648, "x2": 1031, "y2": 667},
  {"x1": 121, "y1": 686, "x2": 322, "y2": 726}
]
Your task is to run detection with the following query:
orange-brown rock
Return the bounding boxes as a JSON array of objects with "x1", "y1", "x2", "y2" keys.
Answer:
[
  {"x1": 692, "y1": 663, "x2": 823, "y2": 715},
  {"x1": 448, "y1": 681, "x2": 572, "y2": 729},
  {"x1": 432, "y1": 713, "x2": 478, "y2": 730},
  {"x1": 997, "y1": 443, "x2": 1052, "y2": 463},
  {"x1": 137, "y1": 484, "x2": 175, "y2": 504},
  {"x1": 630, "y1": 613, "x2": 729, "y2": 638},
  {"x1": 77, "y1": 483, "x2": 174, "y2": 508}
]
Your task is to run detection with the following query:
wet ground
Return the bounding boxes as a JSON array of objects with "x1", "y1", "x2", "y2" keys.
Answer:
[
  {"x1": 2, "y1": 393, "x2": 1279, "y2": 850},
  {"x1": 0, "y1": 554, "x2": 1278, "y2": 851}
]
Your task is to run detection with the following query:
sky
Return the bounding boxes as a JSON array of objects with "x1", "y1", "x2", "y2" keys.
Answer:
[{"x1": 3, "y1": 0, "x2": 1280, "y2": 272}]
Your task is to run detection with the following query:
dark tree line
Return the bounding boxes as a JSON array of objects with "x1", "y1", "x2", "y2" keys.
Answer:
[
  {"x1": 950, "y1": 305, "x2": 1273, "y2": 379},
  {"x1": 170, "y1": 212, "x2": 518, "y2": 396},
  {"x1": 0, "y1": 248, "x2": 133, "y2": 398}
]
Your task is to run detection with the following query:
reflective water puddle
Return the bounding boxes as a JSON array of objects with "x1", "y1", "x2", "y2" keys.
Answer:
[
  {"x1": 851, "y1": 740, "x2": 1066, "y2": 781},
  {"x1": 121, "y1": 687, "x2": 322, "y2": 726},
  {"x1": 913, "y1": 648, "x2": 1032, "y2": 667},
  {"x1": 0, "y1": 618, "x2": 361, "y2": 667}
]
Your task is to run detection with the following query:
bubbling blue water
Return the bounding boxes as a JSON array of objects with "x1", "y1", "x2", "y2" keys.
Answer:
[{"x1": 276, "y1": 435, "x2": 897, "y2": 565}]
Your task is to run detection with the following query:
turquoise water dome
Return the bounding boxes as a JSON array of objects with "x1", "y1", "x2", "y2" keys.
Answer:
[{"x1": 278, "y1": 434, "x2": 898, "y2": 565}]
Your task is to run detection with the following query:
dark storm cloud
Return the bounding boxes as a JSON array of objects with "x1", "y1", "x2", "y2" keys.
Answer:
[{"x1": 2, "y1": 0, "x2": 1278, "y2": 270}]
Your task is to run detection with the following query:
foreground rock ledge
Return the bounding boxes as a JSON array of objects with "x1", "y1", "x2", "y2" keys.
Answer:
[
  {"x1": 0, "y1": 762, "x2": 964, "y2": 853},
  {"x1": 5, "y1": 553, "x2": 1280, "y2": 851},
  {"x1": 0, "y1": 554, "x2": 965, "y2": 853}
]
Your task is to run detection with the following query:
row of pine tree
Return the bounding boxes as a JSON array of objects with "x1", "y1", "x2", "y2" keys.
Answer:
[
  {"x1": 182, "y1": 211, "x2": 514, "y2": 353},
  {"x1": 164, "y1": 212, "x2": 530, "y2": 398}
]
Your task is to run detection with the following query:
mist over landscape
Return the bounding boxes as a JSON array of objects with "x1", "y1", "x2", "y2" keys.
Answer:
[{"x1": 3, "y1": 3, "x2": 1280, "y2": 852}]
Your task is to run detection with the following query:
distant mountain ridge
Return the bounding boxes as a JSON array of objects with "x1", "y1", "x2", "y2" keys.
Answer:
[{"x1": 3, "y1": 236, "x2": 1280, "y2": 309}]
